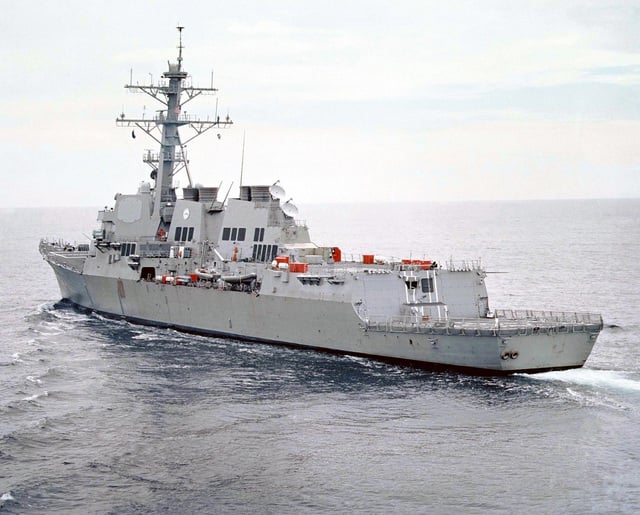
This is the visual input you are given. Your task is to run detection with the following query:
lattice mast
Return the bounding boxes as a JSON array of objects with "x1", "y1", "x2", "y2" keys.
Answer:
[{"x1": 116, "y1": 26, "x2": 232, "y2": 218}]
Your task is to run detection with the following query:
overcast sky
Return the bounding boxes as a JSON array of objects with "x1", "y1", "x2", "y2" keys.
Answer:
[{"x1": 3, "y1": 0, "x2": 640, "y2": 207}]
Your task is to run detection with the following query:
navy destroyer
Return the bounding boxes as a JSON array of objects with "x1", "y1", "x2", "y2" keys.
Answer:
[{"x1": 40, "y1": 28, "x2": 603, "y2": 374}]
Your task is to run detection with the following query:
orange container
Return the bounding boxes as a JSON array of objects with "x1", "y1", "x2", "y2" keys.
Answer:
[
  {"x1": 362, "y1": 254, "x2": 374, "y2": 264},
  {"x1": 411, "y1": 260, "x2": 432, "y2": 269},
  {"x1": 289, "y1": 262, "x2": 309, "y2": 273},
  {"x1": 275, "y1": 255, "x2": 290, "y2": 265},
  {"x1": 331, "y1": 247, "x2": 342, "y2": 263}
]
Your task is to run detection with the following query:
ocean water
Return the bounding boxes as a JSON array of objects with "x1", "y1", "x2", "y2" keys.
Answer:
[{"x1": 1, "y1": 199, "x2": 639, "y2": 514}]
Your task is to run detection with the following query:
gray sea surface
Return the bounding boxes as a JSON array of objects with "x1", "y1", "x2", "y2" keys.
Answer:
[{"x1": 1, "y1": 199, "x2": 639, "y2": 514}]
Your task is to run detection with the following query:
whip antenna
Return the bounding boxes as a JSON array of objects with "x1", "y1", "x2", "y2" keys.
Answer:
[{"x1": 239, "y1": 131, "x2": 246, "y2": 191}]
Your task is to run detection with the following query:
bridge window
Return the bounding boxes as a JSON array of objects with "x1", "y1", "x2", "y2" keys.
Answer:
[
  {"x1": 173, "y1": 226, "x2": 195, "y2": 242},
  {"x1": 120, "y1": 242, "x2": 137, "y2": 256},
  {"x1": 223, "y1": 226, "x2": 246, "y2": 242},
  {"x1": 421, "y1": 277, "x2": 434, "y2": 293},
  {"x1": 253, "y1": 227, "x2": 265, "y2": 242},
  {"x1": 252, "y1": 243, "x2": 278, "y2": 263}
]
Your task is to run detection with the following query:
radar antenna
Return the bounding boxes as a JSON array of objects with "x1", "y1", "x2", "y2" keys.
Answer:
[
  {"x1": 282, "y1": 198, "x2": 298, "y2": 217},
  {"x1": 239, "y1": 131, "x2": 246, "y2": 191},
  {"x1": 116, "y1": 26, "x2": 233, "y2": 218},
  {"x1": 177, "y1": 25, "x2": 184, "y2": 69},
  {"x1": 269, "y1": 180, "x2": 286, "y2": 200}
]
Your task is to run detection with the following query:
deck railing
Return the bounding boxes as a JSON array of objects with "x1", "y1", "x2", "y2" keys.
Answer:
[
  {"x1": 492, "y1": 309, "x2": 602, "y2": 325},
  {"x1": 362, "y1": 309, "x2": 603, "y2": 337}
]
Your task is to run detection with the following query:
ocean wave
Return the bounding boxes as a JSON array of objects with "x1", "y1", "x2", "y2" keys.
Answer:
[
  {"x1": 1, "y1": 491, "x2": 16, "y2": 507},
  {"x1": 601, "y1": 322, "x2": 640, "y2": 337},
  {"x1": 529, "y1": 369, "x2": 640, "y2": 393},
  {"x1": 2, "y1": 347, "x2": 44, "y2": 367},
  {"x1": 563, "y1": 387, "x2": 629, "y2": 411},
  {"x1": 131, "y1": 332, "x2": 163, "y2": 341},
  {"x1": 26, "y1": 323, "x2": 66, "y2": 337},
  {"x1": 91, "y1": 312, "x2": 129, "y2": 326},
  {"x1": 22, "y1": 391, "x2": 49, "y2": 402},
  {"x1": 39, "y1": 367, "x2": 64, "y2": 379},
  {"x1": 25, "y1": 302, "x2": 94, "y2": 333},
  {"x1": 24, "y1": 303, "x2": 79, "y2": 329},
  {"x1": 30, "y1": 301, "x2": 60, "y2": 316},
  {"x1": 343, "y1": 355, "x2": 377, "y2": 367}
]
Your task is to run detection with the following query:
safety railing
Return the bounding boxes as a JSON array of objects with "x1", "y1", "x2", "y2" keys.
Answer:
[
  {"x1": 362, "y1": 309, "x2": 603, "y2": 337},
  {"x1": 493, "y1": 309, "x2": 602, "y2": 325}
]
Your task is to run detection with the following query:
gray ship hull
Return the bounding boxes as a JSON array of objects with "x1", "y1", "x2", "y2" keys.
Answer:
[
  {"x1": 48, "y1": 261, "x2": 599, "y2": 375},
  {"x1": 39, "y1": 33, "x2": 603, "y2": 376}
]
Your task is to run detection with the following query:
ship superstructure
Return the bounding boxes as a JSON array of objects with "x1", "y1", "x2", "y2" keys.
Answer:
[{"x1": 40, "y1": 29, "x2": 603, "y2": 374}]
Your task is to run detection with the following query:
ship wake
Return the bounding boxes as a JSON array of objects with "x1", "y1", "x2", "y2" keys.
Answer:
[{"x1": 525, "y1": 368, "x2": 640, "y2": 393}]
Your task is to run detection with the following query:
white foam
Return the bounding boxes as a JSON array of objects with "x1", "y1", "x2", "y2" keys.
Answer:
[
  {"x1": 131, "y1": 333, "x2": 158, "y2": 341},
  {"x1": 532, "y1": 369, "x2": 640, "y2": 392},
  {"x1": 563, "y1": 387, "x2": 629, "y2": 411},
  {"x1": 23, "y1": 391, "x2": 49, "y2": 401},
  {"x1": 1, "y1": 491, "x2": 15, "y2": 502}
]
